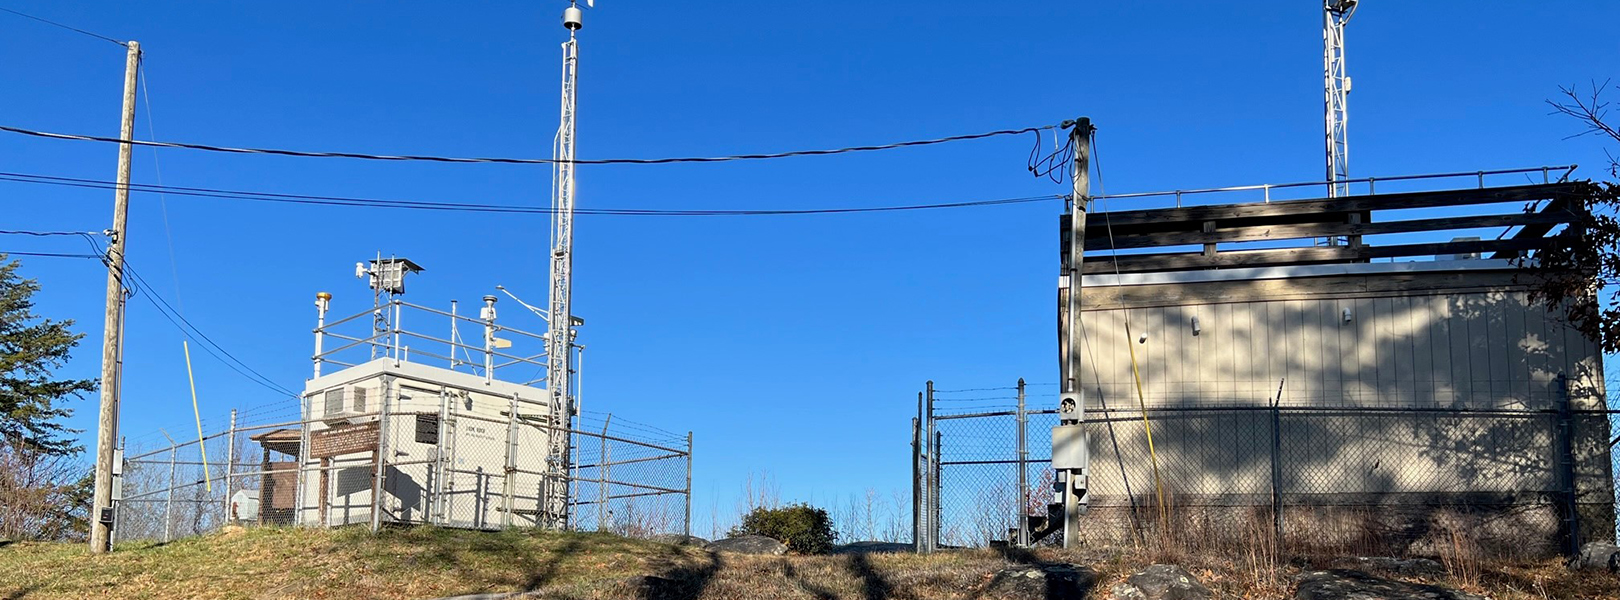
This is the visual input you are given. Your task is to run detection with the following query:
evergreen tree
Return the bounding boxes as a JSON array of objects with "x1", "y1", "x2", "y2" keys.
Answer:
[{"x1": 0, "y1": 255, "x2": 96, "y2": 456}]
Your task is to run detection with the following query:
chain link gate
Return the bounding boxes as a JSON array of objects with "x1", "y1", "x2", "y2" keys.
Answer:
[{"x1": 913, "y1": 377, "x2": 1611, "y2": 557}]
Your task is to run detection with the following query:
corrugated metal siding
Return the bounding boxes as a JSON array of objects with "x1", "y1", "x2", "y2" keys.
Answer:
[
  {"x1": 1072, "y1": 281, "x2": 1608, "y2": 506},
  {"x1": 1078, "y1": 290, "x2": 1595, "y2": 411}
]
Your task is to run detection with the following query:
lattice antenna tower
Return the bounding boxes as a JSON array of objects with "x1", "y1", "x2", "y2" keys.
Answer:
[
  {"x1": 1324, "y1": 0, "x2": 1357, "y2": 198},
  {"x1": 544, "y1": 0, "x2": 591, "y2": 529}
]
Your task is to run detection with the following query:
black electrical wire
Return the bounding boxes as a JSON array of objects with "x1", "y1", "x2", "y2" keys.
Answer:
[
  {"x1": 0, "y1": 171, "x2": 1064, "y2": 216},
  {"x1": 70, "y1": 233, "x2": 299, "y2": 399},
  {"x1": 0, "y1": 250, "x2": 104, "y2": 259},
  {"x1": 0, "y1": 7, "x2": 127, "y2": 47},
  {"x1": 0, "y1": 123, "x2": 1058, "y2": 166},
  {"x1": 0, "y1": 229, "x2": 101, "y2": 237}
]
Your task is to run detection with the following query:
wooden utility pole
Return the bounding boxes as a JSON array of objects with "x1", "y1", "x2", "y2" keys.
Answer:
[
  {"x1": 1059, "y1": 117, "x2": 1092, "y2": 548},
  {"x1": 90, "y1": 40, "x2": 141, "y2": 554}
]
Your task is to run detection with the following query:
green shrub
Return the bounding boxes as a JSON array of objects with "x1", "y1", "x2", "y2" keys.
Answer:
[{"x1": 729, "y1": 503, "x2": 837, "y2": 554}]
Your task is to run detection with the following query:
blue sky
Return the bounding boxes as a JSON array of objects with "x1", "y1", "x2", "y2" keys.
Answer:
[{"x1": 2, "y1": 1, "x2": 1617, "y2": 535}]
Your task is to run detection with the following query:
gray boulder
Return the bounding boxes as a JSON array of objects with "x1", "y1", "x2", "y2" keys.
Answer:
[
  {"x1": 704, "y1": 534, "x2": 786, "y2": 555},
  {"x1": 1575, "y1": 542, "x2": 1620, "y2": 572},
  {"x1": 830, "y1": 541, "x2": 912, "y2": 555},
  {"x1": 1329, "y1": 556, "x2": 1445, "y2": 577},
  {"x1": 1111, "y1": 564, "x2": 1211, "y2": 600},
  {"x1": 978, "y1": 564, "x2": 1098, "y2": 600},
  {"x1": 1295, "y1": 570, "x2": 1485, "y2": 600}
]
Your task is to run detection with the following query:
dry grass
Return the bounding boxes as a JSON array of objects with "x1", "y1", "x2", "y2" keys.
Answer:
[{"x1": 1, "y1": 526, "x2": 1615, "y2": 600}]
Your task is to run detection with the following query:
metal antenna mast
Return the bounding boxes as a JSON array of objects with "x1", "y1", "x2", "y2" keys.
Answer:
[
  {"x1": 1324, "y1": 0, "x2": 1357, "y2": 198},
  {"x1": 544, "y1": 0, "x2": 588, "y2": 529}
]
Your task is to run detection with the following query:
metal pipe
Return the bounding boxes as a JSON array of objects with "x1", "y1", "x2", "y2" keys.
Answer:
[
  {"x1": 223, "y1": 409, "x2": 236, "y2": 520},
  {"x1": 294, "y1": 395, "x2": 311, "y2": 526},
  {"x1": 392, "y1": 299, "x2": 403, "y2": 365},
  {"x1": 572, "y1": 452, "x2": 686, "y2": 469},
  {"x1": 161, "y1": 430, "x2": 176, "y2": 543},
  {"x1": 684, "y1": 432, "x2": 693, "y2": 539},
  {"x1": 433, "y1": 389, "x2": 450, "y2": 525},
  {"x1": 598, "y1": 414, "x2": 610, "y2": 531},
  {"x1": 503, "y1": 392, "x2": 518, "y2": 528},
  {"x1": 449, "y1": 300, "x2": 458, "y2": 370},
  {"x1": 932, "y1": 430, "x2": 941, "y2": 552},
  {"x1": 482, "y1": 295, "x2": 497, "y2": 384},
  {"x1": 926, "y1": 384, "x2": 939, "y2": 554},
  {"x1": 1015, "y1": 378, "x2": 1027, "y2": 547},
  {"x1": 370, "y1": 376, "x2": 392, "y2": 532},
  {"x1": 313, "y1": 292, "x2": 331, "y2": 378},
  {"x1": 911, "y1": 409, "x2": 921, "y2": 552}
]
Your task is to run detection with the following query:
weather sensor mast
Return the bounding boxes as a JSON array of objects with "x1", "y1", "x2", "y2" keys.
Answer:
[
  {"x1": 1324, "y1": 0, "x2": 1357, "y2": 198},
  {"x1": 543, "y1": 0, "x2": 589, "y2": 529}
]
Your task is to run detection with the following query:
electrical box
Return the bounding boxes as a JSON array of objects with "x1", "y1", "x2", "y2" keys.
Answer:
[
  {"x1": 1052, "y1": 424, "x2": 1089, "y2": 470},
  {"x1": 1058, "y1": 393, "x2": 1082, "y2": 421}
]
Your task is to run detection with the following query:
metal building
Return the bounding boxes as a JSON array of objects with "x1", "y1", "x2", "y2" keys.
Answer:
[{"x1": 1052, "y1": 177, "x2": 1615, "y2": 556}]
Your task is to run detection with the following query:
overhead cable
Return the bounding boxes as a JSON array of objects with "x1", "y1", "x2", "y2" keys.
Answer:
[
  {"x1": 0, "y1": 123, "x2": 1059, "y2": 166},
  {"x1": 0, "y1": 171, "x2": 1063, "y2": 216},
  {"x1": 69, "y1": 233, "x2": 299, "y2": 399},
  {"x1": 0, "y1": 229, "x2": 103, "y2": 237},
  {"x1": 0, "y1": 250, "x2": 104, "y2": 260},
  {"x1": 0, "y1": 7, "x2": 127, "y2": 47}
]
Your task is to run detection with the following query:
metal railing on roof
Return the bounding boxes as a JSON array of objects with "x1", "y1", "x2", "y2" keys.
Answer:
[{"x1": 1090, "y1": 165, "x2": 1579, "y2": 209}]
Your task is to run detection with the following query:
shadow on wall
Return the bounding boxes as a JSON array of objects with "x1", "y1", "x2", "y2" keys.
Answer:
[{"x1": 1073, "y1": 284, "x2": 1615, "y2": 557}]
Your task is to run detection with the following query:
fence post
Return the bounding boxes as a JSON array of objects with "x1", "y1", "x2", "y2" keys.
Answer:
[
  {"x1": 295, "y1": 394, "x2": 311, "y2": 527},
  {"x1": 224, "y1": 409, "x2": 237, "y2": 523},
  {"x1": 432, "y1": 390, "x2": 448, "y2": 525},
  {"x1": 503, "y1": 392, "x2": 518, "y2": 529},
  {"x1": 933, "y1": 429, "x2": 942, "y2": 551},
  {"x1": 912, "y1": 391, "x2": 923, "y2": 552},
  {"x1": 925, "y1": 381, "x2": 936, "y2": 553},
  {"x1": 370, "y1": 376, "x2": 392, "y2": 533},
  {"x1": 1554, "y1": 373, "x2": 1581, "y2": 557},
  {"x1": 1016, "y1": 378, "x2": 1028, "y2": 547},
  {"x1": 165, "y1": 445, "x2": 176, "y2": 542},
  {"x1": 684, "y1": 431, "x2": 693, "y2": 539},
  {"x1": 1269, "y1": 378, "x2": 1285, "y2": 548},
  {"x1": 599, "y1": 414, "x2": 611, "y2": 531}
]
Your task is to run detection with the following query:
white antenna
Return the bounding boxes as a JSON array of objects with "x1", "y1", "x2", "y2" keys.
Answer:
[
  {"x1": 1324, "y1": 0, "x2": 1357, "y2": 198},
  {"x1": 543, "y1": 0, "x2": 587, "y2": 530}
]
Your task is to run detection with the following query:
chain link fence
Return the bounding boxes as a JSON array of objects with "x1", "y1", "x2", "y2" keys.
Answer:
[
  {"x1": 114, "y1": 401, "x2": 690, "y2": 544},
  {"x1": 912, "y1": 378, "x2": 1618, "y2": 558}
]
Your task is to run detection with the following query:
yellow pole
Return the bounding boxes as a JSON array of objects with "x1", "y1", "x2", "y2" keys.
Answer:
[
  {"x1": 1122, "y1": 319, "x2": 1164, "y2": 511},
  {"x1": 183, "y1": 341, "x2": 211, "y2": 492}
]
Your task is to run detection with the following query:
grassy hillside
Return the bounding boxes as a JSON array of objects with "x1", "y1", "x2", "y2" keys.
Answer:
[{"x1": 1, "y1": 527, "x2": 1613, "y2": 599}]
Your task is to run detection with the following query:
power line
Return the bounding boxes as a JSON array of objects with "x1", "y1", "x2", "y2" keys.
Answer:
[
  {"x1": 0, "y1": 171, "x2": 1064, "y2": 216},
  {"x1": 0, "y1": 7, "x2": 127, "y2": 48},
  {"x1": 0, "y1": 250, "x2": 103, "y2": 259},
  {"x1": 0, "y1": 229, "x2": 102, "y2": 237},
  {"x1": 122, "y1": 259, "x2": 300, "y2": 399},
  {"x1": 69, "y1": 234, "x2": 299, "y2": 399},
  {"x1": 0, "y1": 123, "x2": 1058, "y2": 166}
]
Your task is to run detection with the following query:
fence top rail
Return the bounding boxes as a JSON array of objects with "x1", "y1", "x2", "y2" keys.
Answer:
[
  {"x1": 935, "y1": 409, "x2": 1059, "y2": 420},
  {"x1": 406, "y1": 409, "x2": 690, "y2": 455}
]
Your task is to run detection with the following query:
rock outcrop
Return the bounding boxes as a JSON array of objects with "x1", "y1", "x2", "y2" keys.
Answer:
[
  {"x1": 1111, "y1": 564, "x2": 1211, "y2": 600},
  {"x1": 1294, "y1": 569, "x2": 1484, "y2": 600},
  {"x1": 703, "y1": 534, "x2": 786, "y2": 555}
]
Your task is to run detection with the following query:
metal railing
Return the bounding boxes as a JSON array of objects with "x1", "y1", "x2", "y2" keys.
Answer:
[{"x1": 1089, "y1": 165, "x2": 1579, "y2": 209}]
